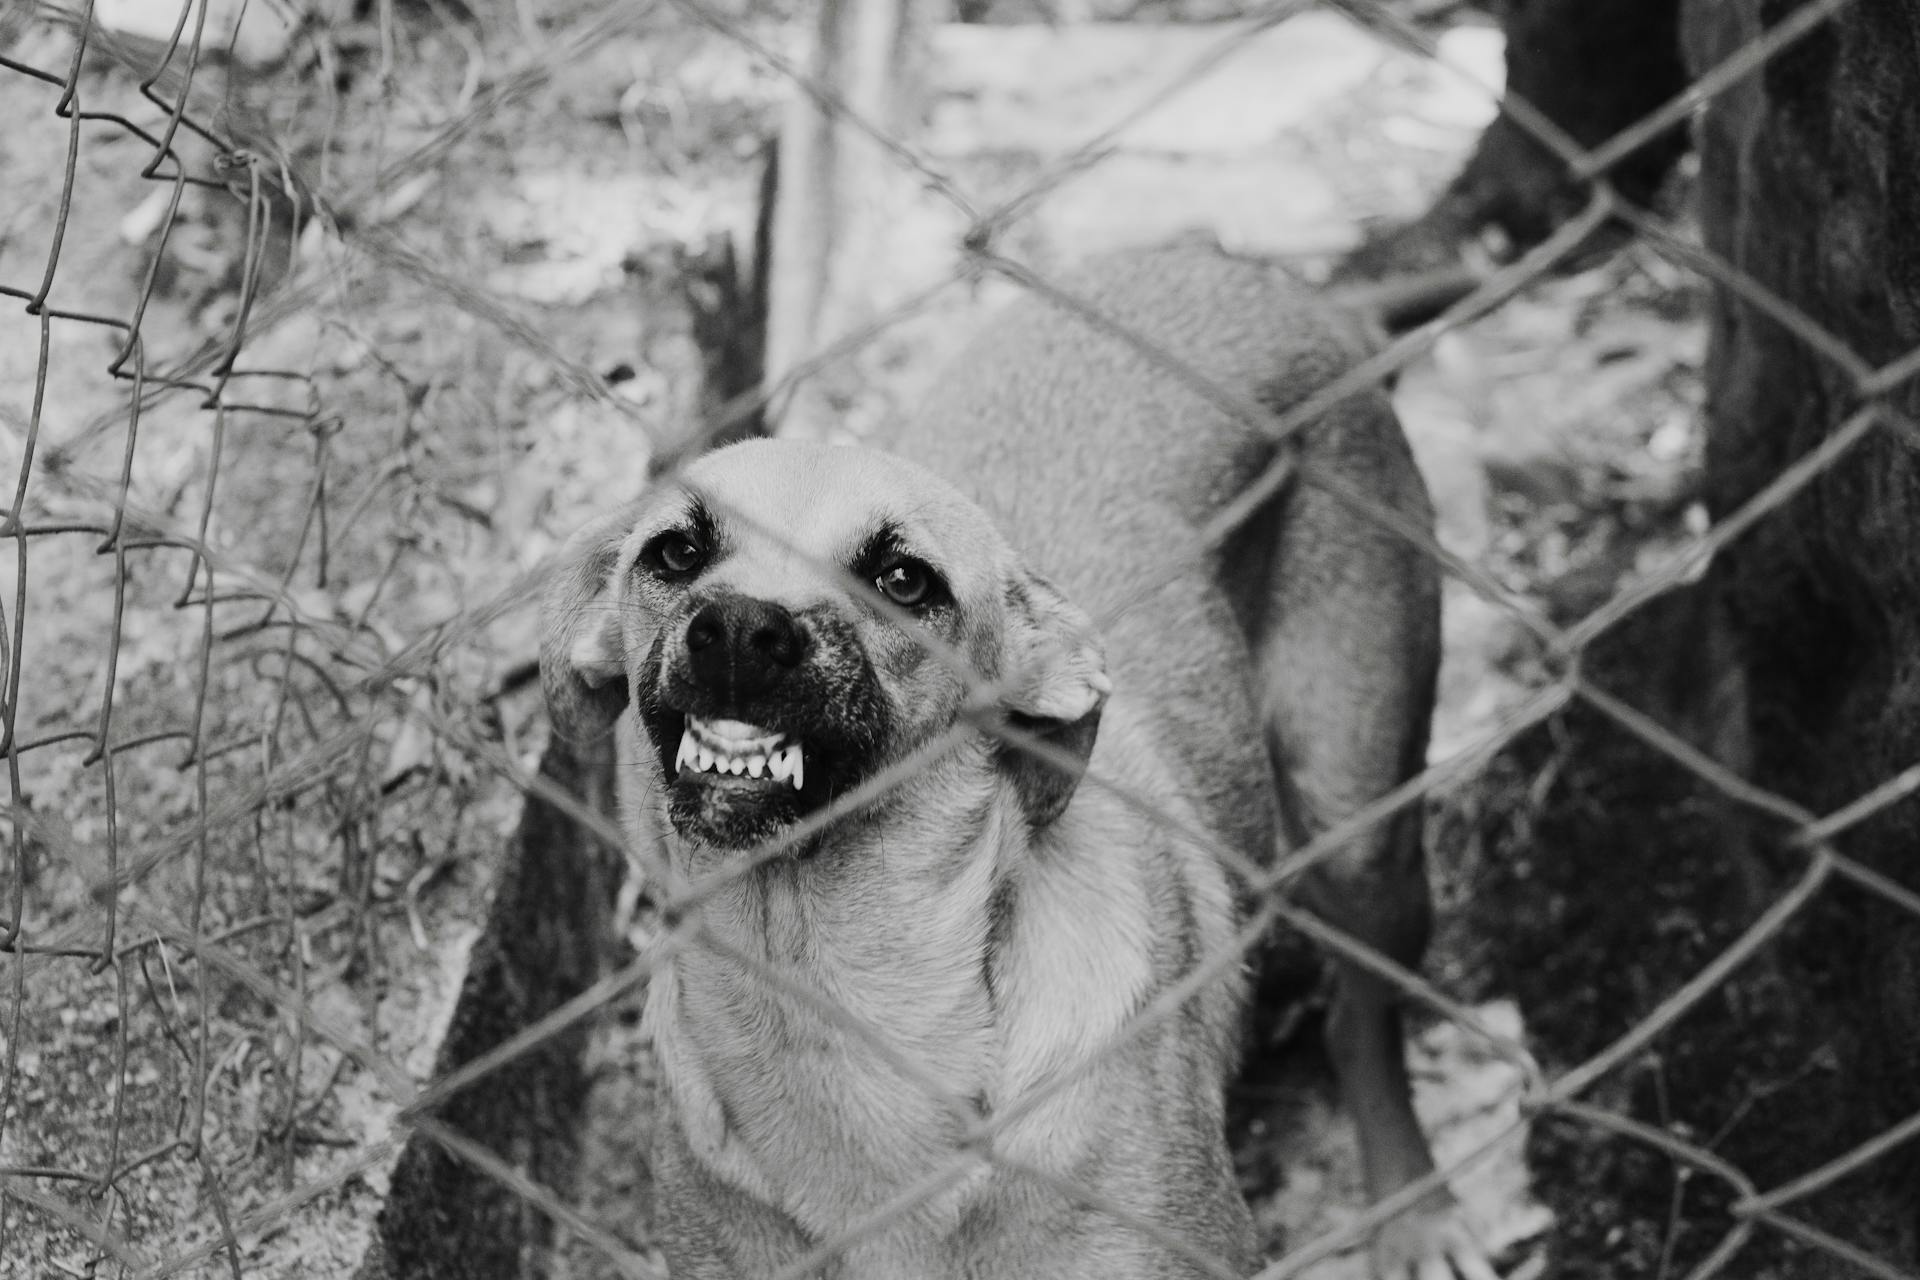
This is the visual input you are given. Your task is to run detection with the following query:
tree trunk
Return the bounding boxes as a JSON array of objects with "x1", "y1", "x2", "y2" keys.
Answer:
[
  {"x1": 1687, "y1": 0, "x2": 1920, "y2": 1258},
  {"x1": 764, "y1": 0, "x2": 935, "y2": 439},
  {"x1": 1385, "y1": 1, "x2": 1920, "y2": 1270},
  {"x1": 1339, "y1": 0, "x2": 1688, "y2": 280}
]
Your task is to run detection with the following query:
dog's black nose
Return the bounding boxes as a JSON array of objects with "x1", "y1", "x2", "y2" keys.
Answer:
[{"x1": 684, "y1": 596, "x2": 807, "y2": 700}]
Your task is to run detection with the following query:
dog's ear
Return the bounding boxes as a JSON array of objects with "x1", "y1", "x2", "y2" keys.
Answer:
[
  {"x1": 540, "y1": 507, "x2": 639, "y2": 743},
  {"x1": 996, "y1": 572, "x2": 1110, "y2": 826}
]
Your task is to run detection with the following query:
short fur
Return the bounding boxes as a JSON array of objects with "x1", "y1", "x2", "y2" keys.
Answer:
[{"x1": 542, "y1": 245, "x2": 1490, "y2": 1279}]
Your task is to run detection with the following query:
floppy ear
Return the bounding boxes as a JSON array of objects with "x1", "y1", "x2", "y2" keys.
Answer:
[
  {"x1": 539, "y1": 506, "x2": 639, "y2": 743},
  {"x1": 997, "y1": 572, "x2": 1111, "y2": 827}
]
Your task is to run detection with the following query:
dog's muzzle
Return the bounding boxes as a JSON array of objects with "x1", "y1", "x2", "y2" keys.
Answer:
[
  {"x1": 672, "y1": 596, "x2": 810, "y2": 788},
  {"x1": 639, "y1": 593, "x2": 889, "y2": 851}
]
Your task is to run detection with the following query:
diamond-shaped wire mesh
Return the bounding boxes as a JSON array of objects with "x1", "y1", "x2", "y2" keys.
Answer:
[{"x1": 2, "y1": 0, "x2": 1917, "y2": 1276}]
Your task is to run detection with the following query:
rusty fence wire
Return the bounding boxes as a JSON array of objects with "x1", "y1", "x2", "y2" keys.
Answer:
[{"x1": 1, "y1": 0, "x2": 1917, "y2": 1276}]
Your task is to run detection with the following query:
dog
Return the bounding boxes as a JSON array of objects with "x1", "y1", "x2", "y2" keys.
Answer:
[{"x1": 541, "y1": 244, "x2": 1491, "y2": 1279}]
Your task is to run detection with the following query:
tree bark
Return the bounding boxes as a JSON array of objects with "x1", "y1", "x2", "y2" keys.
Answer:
[
  {"x1": 1382, "y1": 1, "x2": 1920, "y2": 1270},
  {"x1": 764, "y1": 0, "x2": 936, "y2": 439},
  {"x1": 1687, "y1": 0, "x2": 1920, "y2": 1259},
  {"x1": 1339, "y1": 0, "x2": 1688, "y2": 280}
]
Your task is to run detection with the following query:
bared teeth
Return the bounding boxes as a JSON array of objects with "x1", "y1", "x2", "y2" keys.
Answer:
[
  {"x1": 675, "y1": 724, "x2": 805, "y2": 789},
  {"x1": 765, "y1": 742, "x2": 803, "y2": 789}
]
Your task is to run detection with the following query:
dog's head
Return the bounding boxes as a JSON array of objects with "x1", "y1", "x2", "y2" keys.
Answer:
[{"x1": 540, "y1": 440, "x2": 1109, "y2": 855}]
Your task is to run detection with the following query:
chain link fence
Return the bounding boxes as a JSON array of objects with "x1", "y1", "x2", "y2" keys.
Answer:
[{"x1": 2, "y1": 0, "x2": 1917, "y2": 1276}]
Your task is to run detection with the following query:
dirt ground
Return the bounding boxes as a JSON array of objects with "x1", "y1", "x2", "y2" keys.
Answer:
[{"x1": 0, "y1": 2, "x2": 1724, "y2": 1277}]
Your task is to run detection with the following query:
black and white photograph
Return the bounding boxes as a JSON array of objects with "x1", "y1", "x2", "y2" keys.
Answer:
[{"x1": 1, "y1": 0, "x2": 1915, "y2": 1277}]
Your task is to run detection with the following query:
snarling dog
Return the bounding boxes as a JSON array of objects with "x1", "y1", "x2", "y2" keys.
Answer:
[{"x1": 542, "y1": 245, "x2": 1491, "y2": 1279}]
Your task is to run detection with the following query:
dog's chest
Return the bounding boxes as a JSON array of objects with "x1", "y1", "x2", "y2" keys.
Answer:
[{"x1": 652, "y1": 864, "x2": 1005, "y2": 1230}]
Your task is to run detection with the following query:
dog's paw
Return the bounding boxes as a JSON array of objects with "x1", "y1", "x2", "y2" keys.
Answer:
[{"x1": 1369, "y1": 1192, "x2": 1499, "y2": 1280}]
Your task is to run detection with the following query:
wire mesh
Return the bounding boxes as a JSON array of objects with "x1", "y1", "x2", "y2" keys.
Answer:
[{"x1": 1, "y1": 0, "x2": 1916, "y2": 1277}]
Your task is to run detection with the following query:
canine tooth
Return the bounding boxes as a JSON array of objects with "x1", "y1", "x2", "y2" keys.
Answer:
[
  {"x1": 676, "y1": 730, "x2": 696, "y2": 772},
  {"x1": 790, "y1": 748, "x2": 805, "y2": 791},
  {"x1": 747, "y1": 755, "x2": 765, "y2": 778},
  {"x1": 696, "y1": 747, "x2": 715, "y2": 773}
]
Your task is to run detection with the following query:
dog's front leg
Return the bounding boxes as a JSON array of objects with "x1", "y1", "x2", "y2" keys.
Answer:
[
  {"x1": 652, "y1": 1112, "x2": 818, "y2": 1279},
  {"x1": 652, "y1": 1078, "x2": 969, "y2": 1280}
]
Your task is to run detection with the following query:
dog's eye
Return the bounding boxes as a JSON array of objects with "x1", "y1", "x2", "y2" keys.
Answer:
[
  {"x1": 874, "y1": 559, "x2": 940, "y2": 608},
  {"x1": 644, "y1": 530, "x2": 708, "y2": 580}
]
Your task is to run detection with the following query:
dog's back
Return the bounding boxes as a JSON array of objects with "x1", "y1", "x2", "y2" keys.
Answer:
[
  {"x1": 902, "y1": 247, "x2": 1373, "y2": 549},
  {"x1": 895, "y1": 245, "x2": 1431, "y2": 866}
]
